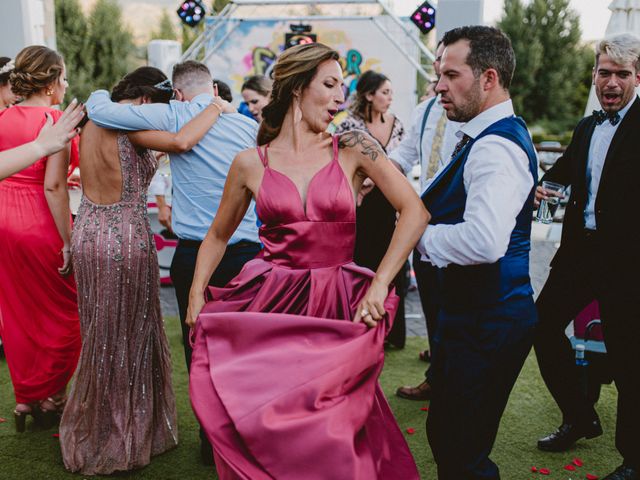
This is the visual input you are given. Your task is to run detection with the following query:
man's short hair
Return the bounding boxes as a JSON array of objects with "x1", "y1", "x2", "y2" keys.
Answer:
[
  {"x1": 596, "y1": 33, "x2": 640, "y2": 71},
  {"x1": 442, "y1": 25, "x2": 515, "y2": 90},
  {"x1": 172, "y1": 60, "x2": 212, "y2": 90}
]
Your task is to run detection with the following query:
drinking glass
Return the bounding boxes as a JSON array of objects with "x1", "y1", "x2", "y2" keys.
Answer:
[{"x1": 535, "y1": 181, "x2": 564, "y2": 224}]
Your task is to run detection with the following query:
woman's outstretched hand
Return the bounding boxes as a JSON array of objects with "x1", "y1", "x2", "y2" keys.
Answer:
[
  {"x1": 186, "y1": 293, "x2": 205, "y2": 328},
  {"x1": 354, "y1": 278, "x2": 388, "y2": 327},
  {"x1": 35, "y1": 99, "x2": 84, "y2": 157}
]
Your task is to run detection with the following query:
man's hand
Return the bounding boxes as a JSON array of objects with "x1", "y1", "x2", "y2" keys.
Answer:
[
  {"x1": 534, "y1": 185, "x2": 564, "y2": 208},
  {"x1": 158, "y1": 204, "x2": 172, "y2": 231},
  {"x1": 213, "y1": 96, "x2": 236, "y2": 114},
  {"x1": 357, "y1": 178, "x2": 375, "y2": 206}
]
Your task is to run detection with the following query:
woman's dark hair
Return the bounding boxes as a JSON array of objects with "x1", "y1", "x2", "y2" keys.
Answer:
[
  {"x1": 350, "y1": 70, "x2": 389, "y2": 123},
  {"x1": 213, "y1": 79, "x2": 233, "y2": 102},
  {"x1": 0, "y1": 57, "x2": 12, "y2": 85},
  {"x1": 9, "y1": 46, "x2": 64, "y2": 97},
  {"x1": 111, "y1": 66, "x2": 172, "y2": 104},
  {"x1": 241, "y1": 75, "x2": 272, "y2": 96},
  {"x1": 258, "y1": 43, "x2": 340, "y2": 145}
]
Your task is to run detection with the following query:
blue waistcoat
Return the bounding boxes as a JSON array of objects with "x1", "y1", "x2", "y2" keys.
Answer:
[{"x1": 421, "y1": 116, "x2": 538, "y2": 310}]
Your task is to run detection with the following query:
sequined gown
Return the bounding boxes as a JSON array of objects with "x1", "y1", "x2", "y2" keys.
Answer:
[
  {"x1": 60, "y1": 133, "x2": 178, "y2": 475},
  {"x1": 190, "y1": 136, "x2": 420, "y2": 479}
]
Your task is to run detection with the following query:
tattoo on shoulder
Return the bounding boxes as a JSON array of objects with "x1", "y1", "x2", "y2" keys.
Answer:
[{"x1": 338, "y1": 130, "x2": 382, "y2": 162}]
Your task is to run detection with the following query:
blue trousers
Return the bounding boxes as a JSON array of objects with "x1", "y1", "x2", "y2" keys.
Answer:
[{"x1": 426, "y1": 296, "x2": 536, "y2": 480}]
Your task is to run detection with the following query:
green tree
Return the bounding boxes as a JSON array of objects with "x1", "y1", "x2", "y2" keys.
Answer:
[
  {"x1": 152, "y1": 9, "x2": 178, "y2": 41},
  {"x1": 86, "y1": 0, "x2": 134, "y2": 91},
  {"x1": 54, "y1": 0, "x2": 94, "y2": 103},
  {"x1": 498, "y1": 0, "x2": 592, "y2": 132}
]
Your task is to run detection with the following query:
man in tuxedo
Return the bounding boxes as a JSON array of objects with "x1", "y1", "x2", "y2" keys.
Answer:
[
  {"x1": 417, "y1": 26, "x2": 538, "y2": 479},
  {"x1": 534, "y1": 33, "x2": 640, "y2": 480}
]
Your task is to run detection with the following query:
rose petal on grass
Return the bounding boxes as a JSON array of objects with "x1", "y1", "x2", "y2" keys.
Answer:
[
  {"x1": 530, "y1": 466, "x2": 538, "y2": 473},
  {"x1": 406, "y1": 428, "x2": 416, "y2": 434},
  {"x1": 52, "y1": 433, "x2": 60, "y2": 438},
  {"x1": 539, "y1": 468, "x2": 550, "y2": 475},
  {"x1": 586, "y1": 474, "x2": 598, "y2": 480},
  {"x1": 420, "y1": 407, "x2": 429, "y2": 412},
  {"x1": 564, "y1": 464, "x2": 576, "y2": 471},
  {"x1": 573, "y1": 457, "x2": 583, "y2": 467},
  {"x1": 0, "y1": 418, "x2": 6, "y2": 423}
]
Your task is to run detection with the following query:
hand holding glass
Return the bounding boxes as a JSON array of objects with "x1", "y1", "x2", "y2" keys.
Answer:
[{"x1": 535, "y1": 181, "x2": 564, "y2": 224}]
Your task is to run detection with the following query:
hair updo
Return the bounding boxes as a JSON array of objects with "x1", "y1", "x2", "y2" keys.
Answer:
[
  {"x1": 241, "y1": 75, "x2": 272, "y2": 96},
  {"x1": 0, "y1": 57, "x2": 13, "y2": 85},
  {"x1": 9, "y1": 46, "x2": 64, "y2": 97},
  {"x1": 257, "y1": 43, "x2": 340, "y2": 146},
  {"x1": 111, "y1": 66, "x2": 173, "y2": 104}
]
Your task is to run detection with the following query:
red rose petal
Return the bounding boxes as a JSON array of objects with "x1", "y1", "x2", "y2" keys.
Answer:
[
  {"x1": 539, "y1": 468, "x2": 550, "y2": 475},
  {"x1": 52, "y1": 433, "x2": 60, "y2": 438},
  {"x1": 530, "y1": 466, "x2": 538, "y2": 472},
  {"x1": 420, "y1": 407, "x2": 429, "y2": 412},
  {"x1": 564, "y1": 464, "x2": 576, "y2": 471},
  {"x1": 586, "y1": 474, "x2": 598, "y2": 480},
  {"x1": 406, "y1": 428, "x2": 416, "y2": 434},
  {"x1": 0, "y1": 417, "x2": 6, "y2": 423},
  {"x1": 573, "y1": 457, "x2": 584, "y2": 467}
]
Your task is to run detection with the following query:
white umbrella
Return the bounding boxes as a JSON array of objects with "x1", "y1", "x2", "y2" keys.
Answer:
[{"x1": 584, "y1": 0, "x2": 640, "y2": 115}]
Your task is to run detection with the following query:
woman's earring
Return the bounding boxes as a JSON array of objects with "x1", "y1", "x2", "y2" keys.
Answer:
[
  {"x1": 294, "y1": 100, "x2": 302, "y2": 125},
  {"x1": 45, "y1": 89, "x2": 53, "y2": 96}
]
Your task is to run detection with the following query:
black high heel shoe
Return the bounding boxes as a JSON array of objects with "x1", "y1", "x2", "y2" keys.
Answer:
[
  {"x1": 38, "y1": 396, "x2": 67, "y2": 429},
  {"x1": 13, "y1": 404, "x2": 42, "y2": 433}
]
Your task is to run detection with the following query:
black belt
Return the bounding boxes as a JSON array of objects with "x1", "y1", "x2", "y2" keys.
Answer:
[{"x1": 178, "y1": 238, "x2": 259, "y2": 250}]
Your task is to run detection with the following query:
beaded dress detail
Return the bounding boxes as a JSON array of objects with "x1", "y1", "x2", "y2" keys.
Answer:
[{"x1": 60, "y1": 133, "x2": 178, "y2": 475}]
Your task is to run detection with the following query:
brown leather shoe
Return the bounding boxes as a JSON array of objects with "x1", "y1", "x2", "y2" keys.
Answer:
[{"x1": 395, "y1": 380, "x2": 432, "y2": 401}]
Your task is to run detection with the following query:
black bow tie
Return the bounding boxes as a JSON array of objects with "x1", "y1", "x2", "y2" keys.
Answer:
[{"x1": 593, "y1": 110, "x2": 621, "y2": 126}]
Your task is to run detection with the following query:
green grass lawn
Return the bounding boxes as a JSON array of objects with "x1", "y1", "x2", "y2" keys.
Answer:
[{"x1": 0, "y1": 317, "x2": 620, "y2": 479}]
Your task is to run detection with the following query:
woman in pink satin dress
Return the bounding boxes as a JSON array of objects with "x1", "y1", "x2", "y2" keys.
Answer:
[{"x1": 187, "y1": 43, "x2": 429, "y2": 479}]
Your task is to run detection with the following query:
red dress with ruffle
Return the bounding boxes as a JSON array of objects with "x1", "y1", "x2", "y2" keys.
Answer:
[{"x1": 190, "y1": 135, "x2": 419, "y2": 479}]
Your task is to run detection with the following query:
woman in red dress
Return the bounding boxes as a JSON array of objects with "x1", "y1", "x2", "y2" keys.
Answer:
[{"x1": 0, "y1": 46, "x2": 81, "y2": 431}]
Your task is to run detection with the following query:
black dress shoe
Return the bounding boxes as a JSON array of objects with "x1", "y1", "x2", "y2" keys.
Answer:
[
  {"x1": 537, "y1": 419, "x2": 602, "y2": 452},
  {"x1": 603, "y1": 465, "x2": 638, "y2": 480}
]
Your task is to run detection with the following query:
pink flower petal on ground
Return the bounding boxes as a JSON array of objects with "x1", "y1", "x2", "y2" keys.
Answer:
[
  {"x1": 539, "y1": 468, "x2": 550, "y2": 475},
  {"x1": 564, "y1": 464, "x2": 576, "y2": 471},
  {"x1": 573, "y1": 457, "x2": 584, "y2": 467},
  {"x1": 531, "y1": 466, "x2": 538, "y2": 473},
  {"x1": 586, "y1": 474, "x2": 598, "y2": 480},
  {"x1": 406, "y1": 428, "x2": 416, "y2": 434},
  {"x1": 52, "y1": 433, "x2": 60, "y2": 438},
  {"x1": 0, "y1": 418, "x2": 6, "y2": 423}
]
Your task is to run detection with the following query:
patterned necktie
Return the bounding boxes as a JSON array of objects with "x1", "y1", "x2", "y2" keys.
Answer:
[
  {"x1": 425, "y1": 110, "x2": 447, "y2": 181},
  {"x1": 593, "y1": 109, "x2": 621, "y2": 126},
  {"x1": 451, "y1": 134, "x2": 471, "y2": 159}
]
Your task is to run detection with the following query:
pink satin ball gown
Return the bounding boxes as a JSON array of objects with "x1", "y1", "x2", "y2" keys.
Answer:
[{"x1": 190, "y1": 135, "x2": 420, "y2": 479}]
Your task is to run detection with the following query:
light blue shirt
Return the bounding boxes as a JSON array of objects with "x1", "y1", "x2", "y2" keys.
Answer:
[
  {"x1": 584, "y1": 96, "x2": 636, "y2": 230},
  {"x1": 86, "y1": 91, "x2": 260, "y2": 243}
]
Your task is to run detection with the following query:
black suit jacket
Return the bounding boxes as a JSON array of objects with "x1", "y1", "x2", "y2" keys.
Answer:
[{"x1": 542, "y1": 96, "x2": 640, "y2": 290}]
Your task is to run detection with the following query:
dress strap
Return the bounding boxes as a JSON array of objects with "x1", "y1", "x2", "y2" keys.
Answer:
[
  {"x1": 257, "y1": 144, "x2": 269, "y2": 167},
  {"x1": 332, "y1": 135, "x2": 339, "y2": 162}
]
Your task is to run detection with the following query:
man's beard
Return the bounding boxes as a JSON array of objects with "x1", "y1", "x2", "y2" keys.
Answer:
[{"x1": 446, "y1": 78, "x2": 482, "y2": 123}]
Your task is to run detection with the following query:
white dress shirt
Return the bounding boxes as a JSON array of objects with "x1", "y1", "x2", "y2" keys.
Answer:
[
  {"x1": 584, "y1": 97, "x2": 635, "y2": 230},
  {"x1": 417, "y1": 99, "x2": 535, "y2": 268},
  {"x1": 388, "y1": 96, "x2": 460, "y2": 191}
]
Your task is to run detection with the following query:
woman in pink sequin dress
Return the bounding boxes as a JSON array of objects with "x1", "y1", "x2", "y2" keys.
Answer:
[
  {"x1": 59, "y1": 67, "x2": 229, "y2": 475},
  {"x1": 187, "y1": 43, "x2": 429, "y2": 479}
]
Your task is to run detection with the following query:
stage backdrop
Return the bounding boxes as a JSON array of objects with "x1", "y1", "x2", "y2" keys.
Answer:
[{"x1": 203, "y1": 16, "x2": 420, "y2": 127}]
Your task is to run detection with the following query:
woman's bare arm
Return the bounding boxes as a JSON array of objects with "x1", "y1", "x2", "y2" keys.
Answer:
[
  {"x1": 185, "y1": 151, "x2": 256, "y2": 327},
  {"x1": 339, "y1": 130, "x2": 430, "y2": 326},
  {"x1": 127, "y1": 99, "x2": 228, "y2": 153},
  {"x1": 43, "y1": 146, "x2": 73, "y2": 275}
]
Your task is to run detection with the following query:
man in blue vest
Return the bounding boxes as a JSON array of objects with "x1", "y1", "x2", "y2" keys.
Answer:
[{"x1": 416, "y1": 26, "x2": 538, "y2": 479}]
